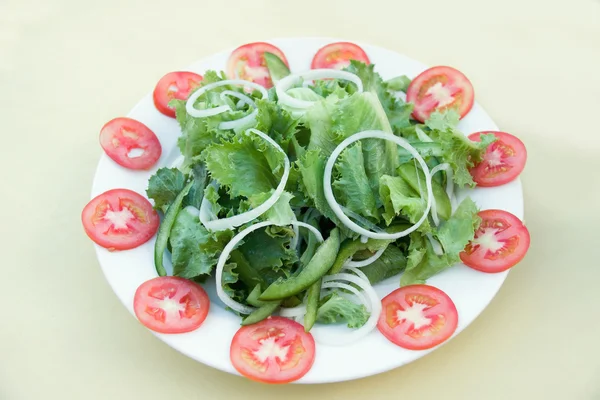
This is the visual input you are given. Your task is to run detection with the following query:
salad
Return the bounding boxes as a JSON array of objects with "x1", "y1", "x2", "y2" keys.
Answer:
[{"x1": 82, "y1": 41, "x2": 530, "y2": 384}]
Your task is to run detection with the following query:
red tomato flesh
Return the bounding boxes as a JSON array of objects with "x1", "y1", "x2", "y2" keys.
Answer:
[
  {"x1": 378, "y1": 285, "x2": 458, "y2": 350},
  {"x1": 153, "y1": 71, "x2": 203, "y2": 118},
  {"x1": 311, "y1": 42, "x2": 370, "y2": 70},
  {"x1": 230, "y1": 317, "x2": 315, "y2": 384},
  {"x1": 406, "y1": 66, "x2": 475, "y2": 122},
  {"x1": 134, "y1": 277, "x2": 210, "y2": 334},
  {"x1": 99, "y1": 117, "x2": 162, "y2": 170},
  {"x1": 81, "y1": 189, "x2": 159, "y2": 251},
  {"x1": 226, "y1": 42, "x2": 289, "y2": 88},
  {"x1": 469, "y1": 131, "x2": 527, "y2": 187},
  {"x1": 460, "y1": 209, "x2": 530, "y2": 273}
]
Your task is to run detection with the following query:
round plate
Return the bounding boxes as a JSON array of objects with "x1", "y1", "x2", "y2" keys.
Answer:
[{"x1": 91, "y1": 37, "x2": 523, "y2": 384}]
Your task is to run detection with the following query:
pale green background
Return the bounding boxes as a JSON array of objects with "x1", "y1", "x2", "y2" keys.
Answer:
[{"x1": 1, "y1": 0, "x2": 599, "y2": 399}]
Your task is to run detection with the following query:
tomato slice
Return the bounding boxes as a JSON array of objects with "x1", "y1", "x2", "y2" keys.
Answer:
[
  {"x1": 311, "y1": 42, "x2": 370, "y2": 70},
  {"x1": 134, "y1": 276, "x2": 210, "y2": 334},
  {"x1": 378, "y1": 285, "x2": 458, "y2": 350},
  {"x1": 460, "y1": 209, "x2": 530, "y2": 273},
  {"x1": 226, "y1": 42, "x2": 289, "y2": 88},
  {"x1": 99, "y1": 117, "x2": 162, "y2": 170},
  {"x1": 81, "y1": 189, "x2": 159, "y2": 251},
  {"x1": 468, "y1": 131, "x2": 527, "y2": 187},
  {"x1": 406, "y1": 66, "x2": 475, "y2": 123},
  {"x1": 230, "y1": 316, "x2": 315, "y2": 383},
  {"x1": 153, "y1": 71, "x2": 203, "y2": 118}
]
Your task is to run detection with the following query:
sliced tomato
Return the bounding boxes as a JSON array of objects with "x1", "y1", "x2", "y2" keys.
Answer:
[
  {"x1": 153, "y1": 71, "x2": 203, "y2": 118},
  {"x1": 99, "y1": 117, "x2": 162, "y2": 170},
  {"x1": 378, "y1": 285, "x2": 458, "y2": 350},
  {"x1": 226, "y1": 42, "x2": 289, "y2": 88},
  {"x1": 134, "y1": 276, "x2": 210, "y2": 334},
  {"x1": 460, "y1": 209, "x2": 530, "y2": 273},
  {"x1": 311, "y1": 42, "x2": 370, "y2": 70},
  {"x1": 230, "y1": 316, "x2": 315, "y2": 383},
  {"x1": 406, "y1": 66, "x2": 475, "y2": 123},
  {"x1": 468, "y1": 131, "x2": 527, "y2": 187},
  {"x1": 81, "y1": 189, "x2": 159, "y2": 251}
]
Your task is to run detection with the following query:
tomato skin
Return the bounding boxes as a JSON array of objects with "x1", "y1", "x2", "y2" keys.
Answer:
[
  {"x1": 311, "y1": 42, "x2": 370, "y2": 70},
  {"x1": 406, "y1": 66, "x2": 475, "y2": 122},
  {"x1": 153, "y1": 71, "x2": 203, "y2": 118},
  {"x1": 460, "y1": 209, "x2": 530, "y2": 273},
  {"x1": 378, "y1": 285, "x2": 458, "y2": 350},
  {"x1": 230, "y1": 316, "x2": 315, "y2": 384},
  {"x1": 226, "y1": 42, "x2": 289, "y2": 88},
  {"x1": 469, "y1": 131, "x2": 527, "y2": 187},
  {"x1": 134, "y1": 277, "x2": 210, "y2": 334},
  {"x1": 81, "y1": 189, "x2": 159, "y2": 251},
  {"x1": 99, "y1": 117, "x2": 162, "y2": 170}
]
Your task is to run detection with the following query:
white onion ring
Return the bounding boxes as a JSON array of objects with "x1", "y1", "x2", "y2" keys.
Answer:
[
  {"x1": 344, "y1": 246, "x2": 386, "y2": 268},
  {"x1": 321, "y1": 281, "x2": 369, "y2": 312},
  {"x1": 426, "y1": 233, "x2": 444, "y2": 256},
  {"x1": 430, "y1": 163, "x2": 456, "y2": 226},
  {"x1": 344, "y1": 266, "x2": 370, "y2": 285},
  {"x1": 185, "y1": 80, "x2": 267, "y2": 130},
  {"x1": 276, "y1": 69, "x2": 363, "y2": 110},
  {"x1": 199, "y1": 129, "x2": 290, "y2": 232},
  {"x1": 215, "y1": 221, "x2": 323, "y2": 314},
  {"x1": 324, "y1": 130, "x2": 433, "y2": 240}
]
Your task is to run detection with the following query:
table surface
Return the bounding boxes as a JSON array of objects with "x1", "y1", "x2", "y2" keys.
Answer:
[{"x1": 2, "y1": 0, "x2": 600, "y2": 398}]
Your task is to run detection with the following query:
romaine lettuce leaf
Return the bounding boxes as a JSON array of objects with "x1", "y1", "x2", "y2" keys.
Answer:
[
  {"x1": 379, "y1": 174, "x2": 428, "y2": 228},
  {"x1": 333, "y1": 142, "x2": 379, "y2": 219}
]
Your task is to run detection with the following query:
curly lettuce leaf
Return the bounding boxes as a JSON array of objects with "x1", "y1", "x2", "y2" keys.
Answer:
[
  {"x1": 425, "y1": 110, "x2": 496, "y2": 187},
  {"x1": 204, "y1": 133, "x2": 283, "y2": 198},
  {"x1": 400, "y1": 198, "x2": 481, "y2": 286},
  {"x1": 246, "y1": 190, "x2": 295, "y2": 225},
  {"x1": 169, "y1": 207, "x2": 233, "y2": 279},
  {"x1": 254, "y1": 99, "x2": 299, "y2": 149},
  {"x1": 333, "y1": 142, "x2": 379, "y2": 219},
  {"x1": 146, "y1": 168, "x2": 186, "y2": 212},
  {"x1": 316, "y1": 291, "x2": 369, "y2": 328},
  {"x1": 237, "y1": 226, "x2": 298, "y2": 285}
]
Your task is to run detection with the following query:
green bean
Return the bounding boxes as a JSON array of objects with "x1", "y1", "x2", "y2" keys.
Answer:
[
  {"x1": 303, "y1": 278, "x2": 321, "y2": 332},
  {"x1": 154, "y1": 180, "x2": 193, "y2": 276},
  {"x1": 259, "y1": 228, "x2": 340, "y2": 301},
  {"x1": 241, "y1": 301, "x2": 281, "y2": 326}
]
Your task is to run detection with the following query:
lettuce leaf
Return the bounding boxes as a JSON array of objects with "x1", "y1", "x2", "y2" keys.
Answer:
[
  {"x1": 400, "y1": 198, "x2": 480, "y2": 286},
  {"x1": 379, "y1": 174, "x2": 428, "y2": 228},
  {"x1": 425, "y1": 110, "x2": 496, "y2": 187},
  {"x1": 146, "y1": 168, "x2": 186, "y2": 212},
  {"x1": 204, "y1": 133, "x2": 282, "y2": 198},
  {"x1": 333, "y1": 142, "x2": 379, "y2": 219},
  {"x1": 169, "y1": 207, "x2": 233, "y2": 279},
  {"x1": 316, "y1": 291, "x2": 369, "y2": 328},
  {"x1": 360, "y1": 244, "x2": 407, "y2": 285}
]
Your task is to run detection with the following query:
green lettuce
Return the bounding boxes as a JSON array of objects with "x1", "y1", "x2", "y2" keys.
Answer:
[
  {"x1": 400, "y1": 198, "x2": 480, "y2": 286},
  {"x1": 169, "y1": 207, "x2": 233, "y2": 279},
  {"x1": 316, "y1": 291, "x2": 369, "y2": 328}
]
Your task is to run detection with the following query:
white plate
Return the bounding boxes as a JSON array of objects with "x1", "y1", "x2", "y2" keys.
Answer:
[{"x1": 91, "y1": 37, "x2": 523, "y2": 384}]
